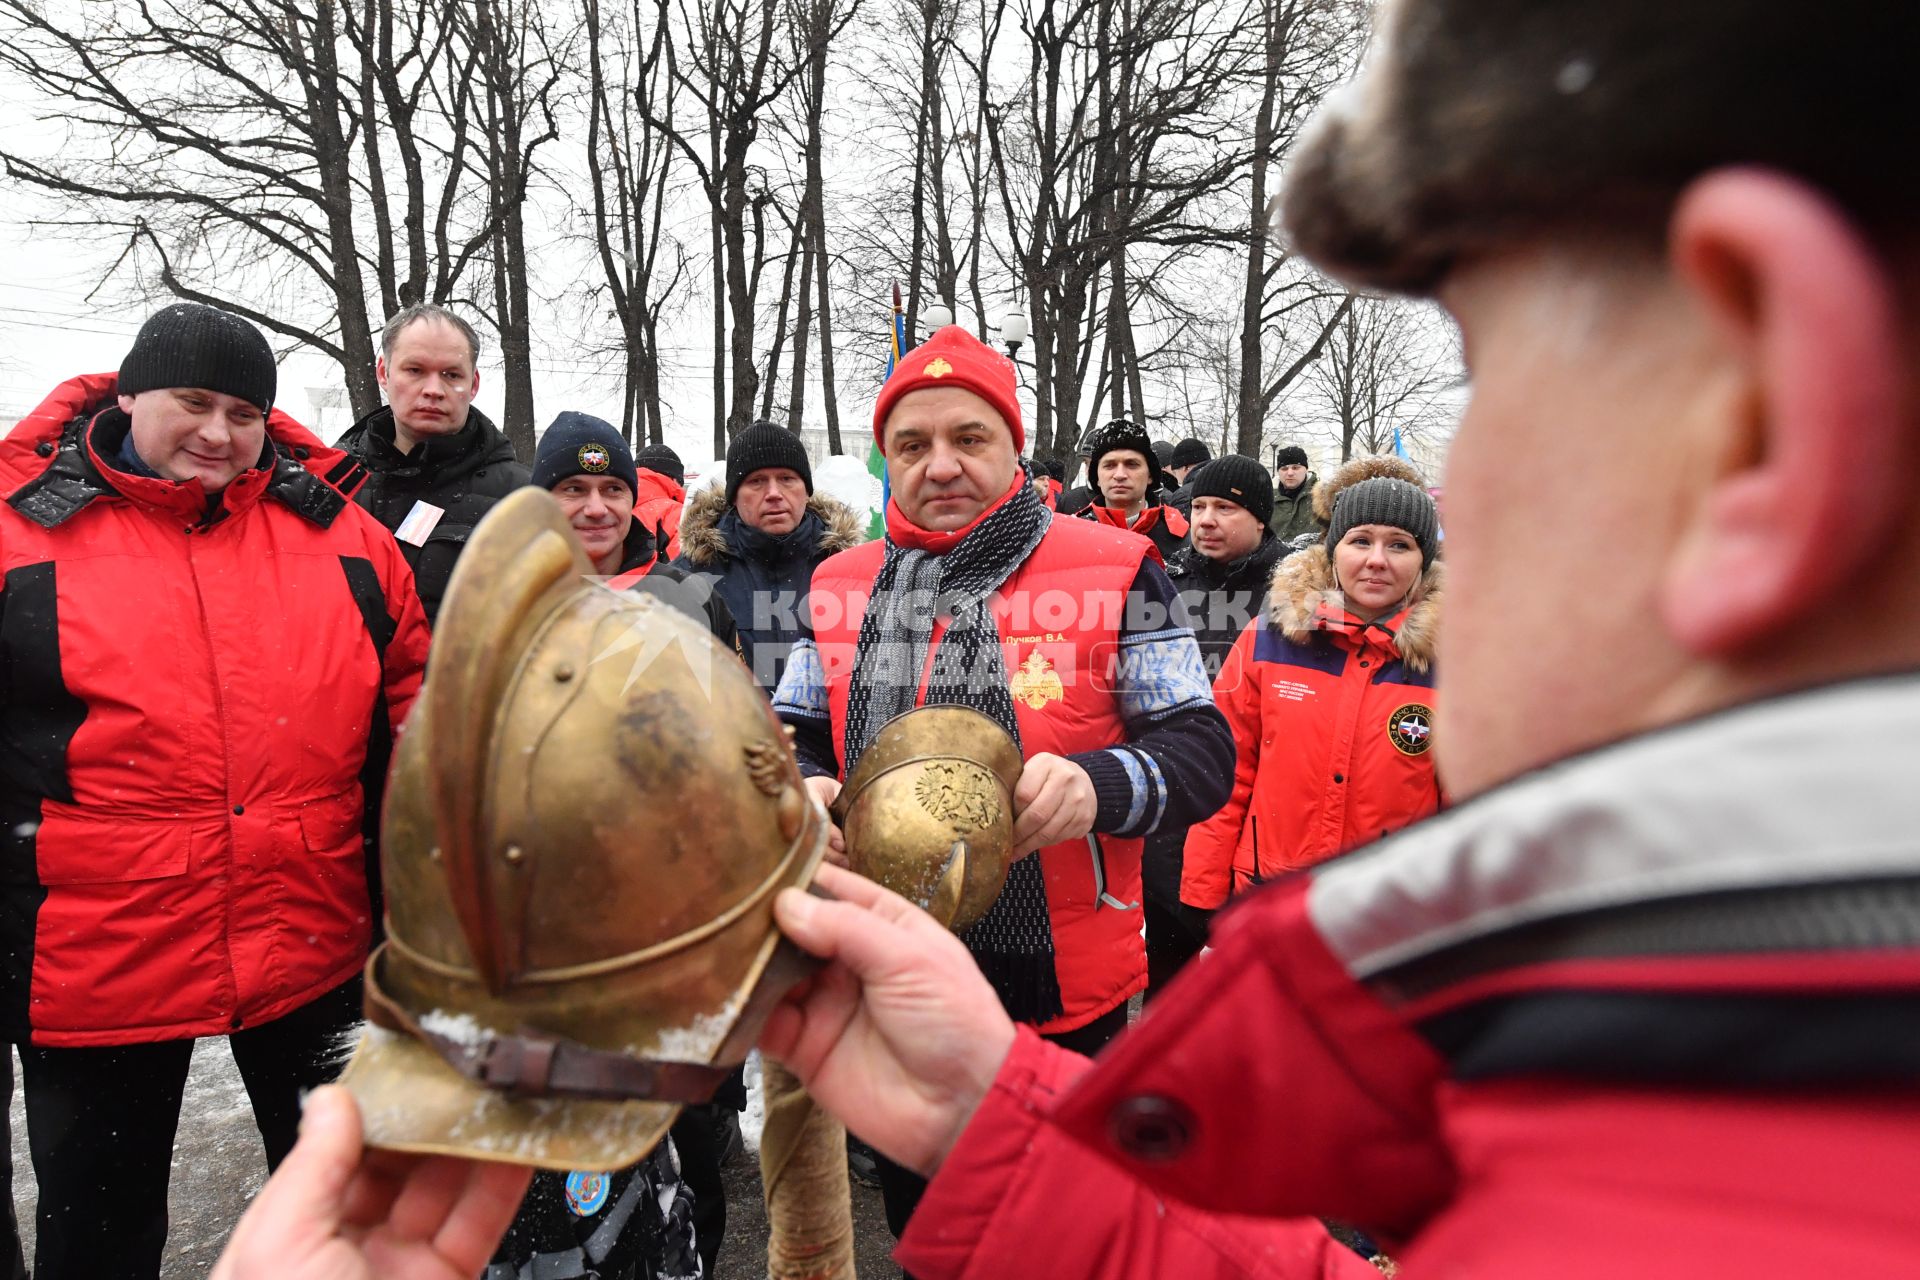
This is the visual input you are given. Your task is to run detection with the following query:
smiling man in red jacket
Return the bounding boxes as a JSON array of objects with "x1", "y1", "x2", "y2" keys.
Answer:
[{"x1": 1, "y1": 304, "x2": 430, "y2": 1280}]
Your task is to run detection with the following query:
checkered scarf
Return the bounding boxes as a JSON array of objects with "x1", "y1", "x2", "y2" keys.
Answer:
[{"x1": 844, "y1": 477, "x2": 1062, "y2": 1024}]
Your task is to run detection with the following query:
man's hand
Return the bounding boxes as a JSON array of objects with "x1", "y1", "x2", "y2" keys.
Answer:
[
  {"x1": 760, "y1": 862, "x2": 1016, "y2": 1178},
  {"x1": 1010, "y1": 753, "x2": 1098, "y2": 855},
  {"x1": 211, "y1": 1086, "x2": 531, "y2": 1280},
  {"x1": 803, "y1": 775, "x2": 848, "y2": 866}
]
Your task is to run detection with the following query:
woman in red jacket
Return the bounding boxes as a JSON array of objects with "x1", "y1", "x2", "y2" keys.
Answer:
[{"x1": 1182, "y1": 456, "x2": 1442, "y2": 910}]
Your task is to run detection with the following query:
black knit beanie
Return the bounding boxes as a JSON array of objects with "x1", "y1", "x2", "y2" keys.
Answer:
[
  {"x1": 634, "y1": 442, "x2": 684, "y2": 486},
  {"x1": 533, "y1": 412, "x2": 640, "y2": 496},
  {"x1": 1083, "y1": 418, "x2": 1166, "y2": 493},
  {"x1": 118, "y1": 302, "x2": 277, "y2": 413},
  {"x1": 1274, "y1": 444, "x2": 1309, "y2": 469},
  {"x1": 1326, "y1": 476, "x2": 1439, "y2": 567},
  {"x1": 726, "y1": 420, "x2": 812, "y2": 503},
  {"x1": 1151, "y1": 439, "x2": 1176, "y2": 467},
  {"x1": 1188, "y1": 454, "x2": 1274, "y2": 527},
  {"x1": 1171, "y1": 437, "x2": 1212, "y2": 470}
]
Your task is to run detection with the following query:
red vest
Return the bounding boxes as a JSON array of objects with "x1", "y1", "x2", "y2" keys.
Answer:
[{"x1": 807, "y1": 516, "x2": 1153, "y2": 1033}]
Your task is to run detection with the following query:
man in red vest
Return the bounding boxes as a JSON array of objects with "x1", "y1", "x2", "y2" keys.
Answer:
[{"x1": 769, "y1": 323, "x2": 1235, "y2": 1245}]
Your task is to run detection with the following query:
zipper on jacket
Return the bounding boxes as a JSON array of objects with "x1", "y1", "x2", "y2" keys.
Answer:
[{"x1": 184, "y1": 529, "x2": 247, "y2": 1030}]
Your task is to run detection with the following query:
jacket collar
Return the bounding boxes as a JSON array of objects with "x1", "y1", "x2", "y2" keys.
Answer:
[
  {"x1": 7, "y1": 407, "x2": 344, "y2": 531},
  {"x1": 677, "y1": 485, "x2": 865, "y2": 568},
  {"x1": 1307, "y1": 671, "x2": 1920, "y2": 979},
  {"x1": 1173, "y1": 533, "x2": 1283, "y2": 590},
  {"x1": 1086, "y1": 502, "x2": 1161, "y2": 535},
  {"x1": 883, "y1": 471, "x2": 1027, "y2": 555},
  {"x1": 345, "y1": 404, "x2": 511, "y2": 479},
  {"x1": 721, "y1": 506, "x2": 827, "y2": 564},
  {"x1": 613, "y1": 519, "x2": 659, "y2": 574}
]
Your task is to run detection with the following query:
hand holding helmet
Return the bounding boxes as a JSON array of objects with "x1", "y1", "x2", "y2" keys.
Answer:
[
  {"x1": 759, "y1": 863, "x2": 1017, "y2": 1178},
  {"x1": 210, "y1": 1087, "x2": 530, "y2": 1280}
]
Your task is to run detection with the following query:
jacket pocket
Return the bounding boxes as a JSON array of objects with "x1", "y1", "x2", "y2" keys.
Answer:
[
  {"x1": 34, "y1": 809, "x2": 190, "y2": 884},
  {"x1": 297, "y1": 788, "x2": 365, "y2": 860}
]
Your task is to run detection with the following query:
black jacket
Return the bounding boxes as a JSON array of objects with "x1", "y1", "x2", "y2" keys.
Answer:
[
  {"x1": 334, "y1": 405, "x2": 531, "y2": 625},
  {"x1": 673, "y1": 486, "x2": 864, "y2": 694},
  {"x1": 1146, "y1": 532, "x2": 1287, "y2": 921},
  {"x1": 1165, "y1": 533, "x2": 1289, "y2": 677},
  {"x1": 1163, "y1": 480, "x2": 1196, "y2": 519}
]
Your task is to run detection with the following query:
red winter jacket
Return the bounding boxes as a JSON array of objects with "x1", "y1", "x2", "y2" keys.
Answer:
[
  {"x1": 1182, "y1": 549, "x2": 1442, "y2": 908},
  {"x1": 633, "y1": 468, "x2": 685, "y2": 561},
  {"x1": 0, "y1": 377, "x2": 430, "y2": 1047},
  {"x1": 899, "y1": 676, "x2": 1920, "y2": 1280}
]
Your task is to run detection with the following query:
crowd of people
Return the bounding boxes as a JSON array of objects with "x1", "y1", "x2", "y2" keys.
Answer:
[
  {"x1": 8, "y1": 0, "x2": 1920, "y2": 1276},
  {"x1": 0, "y1": 283, "x2": 1441, "y2": 1280}
]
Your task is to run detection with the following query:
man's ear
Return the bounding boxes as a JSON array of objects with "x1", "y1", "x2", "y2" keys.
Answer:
[
  {"x1": 117, "y1": 394, "x2": 137, "y2": 414},
  {"x1": 374, "y1": 357, "x2": 389, "y2": 392},
  {"x1": 1660, "y1": 168, "x2": 1909, "y2": 655}
]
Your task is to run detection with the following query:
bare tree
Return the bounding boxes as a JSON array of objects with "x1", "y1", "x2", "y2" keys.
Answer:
[
  {"x1": 1292, "y1": 293, "x2": 1460, "y2": 461},
  {"x1": 461, "y1": 0, "x2": 565, "y2": 458},
  {"x1": 583, "y1": 0, "x2": 691, "y2": 445},
  {"x1": 650, "y1": 0, "x2": 811, "y2": 451},
  {"x1": 0, "y1": 0, "x2": 505, "y2": 422},
  {"x1": 1230, "y1": 0, "x2": 1364, "y2": 453},
  {"x1": 986, "y1": 0, "x2": 1271, "y2": 454}
]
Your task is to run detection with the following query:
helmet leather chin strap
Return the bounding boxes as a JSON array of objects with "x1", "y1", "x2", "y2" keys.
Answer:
[{"x1": 361, "y1": 884, "x2": 832, "y2": 1104}]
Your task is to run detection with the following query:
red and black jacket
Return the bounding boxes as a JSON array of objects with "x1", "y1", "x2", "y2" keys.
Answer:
[{"x1": 0, "y1": 379, "x2": 429, "y2": 1047}]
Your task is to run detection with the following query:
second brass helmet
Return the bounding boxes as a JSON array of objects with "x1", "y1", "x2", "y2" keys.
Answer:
[
  {"x1": 833, "y1": 706, "x2": 1020, "y2": 932},
  {"x1": 339, "y1": 488, "x2": 829, "y2": 1170}
]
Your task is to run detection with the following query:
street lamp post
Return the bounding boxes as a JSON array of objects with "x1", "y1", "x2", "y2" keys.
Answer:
[
  {"x1": 998, "y1": 309, "x2": 1028, "y2": 360},
  {"x1": 920, "y1": 302, "x2": 954, "y2": 343}
]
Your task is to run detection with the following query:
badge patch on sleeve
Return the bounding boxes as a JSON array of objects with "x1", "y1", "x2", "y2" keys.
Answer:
[
  {"x1": 1387, "y1": 703, "x2": 1434, "y2": 756},
  {"x1": 565, "y1": 1170, "x2": 611, "y2": 1216}
]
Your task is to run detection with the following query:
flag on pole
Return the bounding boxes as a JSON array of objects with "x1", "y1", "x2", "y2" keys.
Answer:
[
  {"x1": 867, "y1": 284, "x2": 910, "y2": 540},
  {"x1": 1392, "y1": 426, "x2": 1413, "y2": 463}
]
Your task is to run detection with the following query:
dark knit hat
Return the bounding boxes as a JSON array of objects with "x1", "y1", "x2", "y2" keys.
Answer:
[
  {"x1": 634, "y1": 442, "x2": 684, "y2": 486},
  {"x1": 118, "y1": 302, "x2": 277, "y2": 413},
  {"x1": 1188, "y1": 454, "x2": 1274, "y2": 527},
  {"x1": 727, "y1": 420, "x2": 812, "y2": 502},
  {"x1": 872, "y1": 325, "x2": 1024, "y2": 454},
  {"x1": 1082, "y1": 418, "x2": 1165, "y2": 495},
  {"x1": 1151, "y1": 439, "x2": 1176, "y2": 467},
  {"x1": 1042, "y1": 455, "x2": 1067, "y2": 483},
  {"x1": 533, "y1": 412, "x2": 640, "y2": 496},
  {"x1": 1274, "y1": 444, "x2": 1310, "y2": 469},
  {"x1": 1326, "y1": 476, "x2": 1439, "y2": 568},
  {"x1": 1171, "y1": 438, "x2": 1211, "y2": 470}
]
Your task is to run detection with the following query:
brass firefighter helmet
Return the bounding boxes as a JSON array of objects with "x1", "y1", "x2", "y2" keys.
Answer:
[
  {"x1": 832, "y1": 706, "x2": 1021, "y2": 932},
  {"x1": 339, "y1": 488, "x2": 829, "y2": 1171}
]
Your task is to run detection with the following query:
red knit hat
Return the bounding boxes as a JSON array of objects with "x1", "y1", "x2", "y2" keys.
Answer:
[{"x1": 872, "y1": 325, "x2": 1024, "y2": 455}]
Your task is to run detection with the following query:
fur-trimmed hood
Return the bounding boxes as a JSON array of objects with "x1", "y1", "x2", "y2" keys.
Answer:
[
  {"x1": 1312, "y1": 453, "x2": 1428, "y2": 525},
  {"x1": 1266, "y1": 545, "x2": 1442, "y2": 673},
  {"x1": 676, "y1": 483, "x2": 865, "y2": 568}
]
